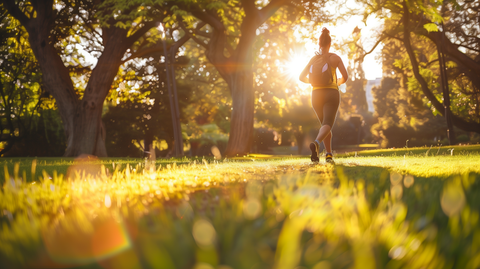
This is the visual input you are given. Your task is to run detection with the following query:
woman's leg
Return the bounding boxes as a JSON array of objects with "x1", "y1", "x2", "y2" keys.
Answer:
[
  {"x1": 323, "y1": 130, "x2": 332, "y2": 153},
  {"x1": 310, "y1": 89, "x2": 339, "y2": 162},
  {"x1": 315, "y1": 124, "x2": 331, "y2": 146},
  {"x1": 318, "y1": 89, "x2": 339, "y2": 152}
]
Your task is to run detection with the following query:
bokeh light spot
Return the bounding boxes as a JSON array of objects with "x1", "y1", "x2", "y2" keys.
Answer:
[
  {"x1": 391, "y1": 185, "x2": 403, "y2": 199},
  {"x1": 243, "y1": 198, "x2": 262, "y2": 219},
  {"x1": 192, "y1": 219, "x2": 216, "y2": 247},
  {"x1": 390, "y1": 172, "x2": 403, "y2": 186},
  {"x1": 441, "y1": 181, "x2": 466, "y2": 217},
  {"x1": 389, "y1": 246, "x2": 406, "y2": 260},
  {"x1": 403, "y1": 175, "x2": 414, "y2": 188}
]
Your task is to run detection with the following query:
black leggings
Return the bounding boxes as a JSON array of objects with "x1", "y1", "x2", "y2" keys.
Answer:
[{"x1": 311, "y1": 88, "x2": 340, "y2": 127}]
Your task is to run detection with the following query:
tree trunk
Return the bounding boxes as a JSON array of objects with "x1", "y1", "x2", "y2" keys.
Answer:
[
  {"x1": 188, "y1": 0, "x2": 286, "y2": 157},
  {"x1": 293, "y1": 129, "x2": 305, "y2": 155},
  {"x1": 63, "y1": 35, "x2": 127, "y2": 156},
  {"x1": 225, "y1": 70, "x2": 255, "y2": 156},
  {"x1": 65, "y1": 99, "x2": 107, "y2": 156},
  {"x1": 25, "y1": 20, "x2": 79, "y2": 156},
  {"x1": 203, "y1": 27, "x2": 256, "y2": 157},
  {"x1": 437, "y1": 35, "x2": 456, "y2": 145}
]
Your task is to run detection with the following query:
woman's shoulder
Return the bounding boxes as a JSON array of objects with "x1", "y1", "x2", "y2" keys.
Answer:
[
  {"x1": 328, "y1": 52, "x2": 341, "y2": 59},
  {"x1": 307, "y1": 54, "x2": 321, "y2": 64},
  {"x1": 327, "y1": 53, "x2": 342, "y2": 64}
]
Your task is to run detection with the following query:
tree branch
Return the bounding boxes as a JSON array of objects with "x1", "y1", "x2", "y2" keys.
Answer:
[
  {"x1": 125, "y1": 21, "x2": 159, "y2": 46},
  {"x1": 122, "y1": 34, "x2": 190, "y2": 64},
  {"x1": 194, "y1": 31, "x2": 212, "y2": 38},
  {"x1": 258, "y1": 0, "x2": 288, "y2": 26},
  {"x1": 169, "y1": 34, "x2": 190, "y2": 54},
  {"x1": 356, "y1": 34, "x2": 386, "y2": 62},
  {"x1": 188, "y1": 6, "x2": 225, "y2": 31},
  {"x1": 242, "y1": 0, "x2": 258, "y2": 18},
  {"x1": 403, "y1": 3, "x2": 444, "y2": 113},
  {"x1": 78, "y1": 13, "x2": 103, "y2": 42},
  {"x1": 180, "y1": 20, "x2": 209, "y2": 50},
  {"x1": 426, "y1": 31, "x2": 480, "y2": 74},
  {"x1": 403, "y1": 2, "x2": 480, "y2": 133},
  {"x1": 121, "y1": 43, "x2": 162, "y2": 64}
]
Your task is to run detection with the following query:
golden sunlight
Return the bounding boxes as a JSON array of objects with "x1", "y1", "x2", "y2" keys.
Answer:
[
  {"x1": 285, "y1": 55, "x2": 308, "y2": 80},
  {"x1": 283, "y1": 51, "x2": 312, "y2": 95}
]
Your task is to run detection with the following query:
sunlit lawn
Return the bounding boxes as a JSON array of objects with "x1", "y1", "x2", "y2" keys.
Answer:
[{"x1": 1, "y1": 146, "x2": 480, "y2": 269}]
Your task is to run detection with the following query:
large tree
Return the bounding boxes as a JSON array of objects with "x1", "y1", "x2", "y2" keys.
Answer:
[
  {"x1": 171, "y1": 0, "x2": 328, "y2": 156},
  {"x1": 355, "y1": 0, "x2": 480, "y2": 136},
  {"x1": 370, "y1": 36, "x2": 449, "y2": 148},
  {"x1": 0, "y1": 0, "x2": 190, "y2": 156}
]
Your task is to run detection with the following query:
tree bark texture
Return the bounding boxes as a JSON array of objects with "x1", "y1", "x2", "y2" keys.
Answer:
[
  {"x1": 222, "y1": 17, "x2": 258, "y2": 156},
  {"x1": 226, "y1": 69, "x2": 255, "y2": 156}
]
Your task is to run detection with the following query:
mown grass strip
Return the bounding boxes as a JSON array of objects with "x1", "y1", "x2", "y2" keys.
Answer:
[
  {"x1": 340, "y1": 144, "x2": 480, "y2": 157},
  {"x1": 337, "y1": 155, "x2": 480, "y2": 178}
]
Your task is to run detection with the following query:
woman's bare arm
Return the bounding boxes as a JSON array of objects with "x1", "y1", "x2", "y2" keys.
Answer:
[
  {"x1": 299, "y1": 64, "x2": 310, "y2": 83},
  {"x1": 299, "y1": 56, "x2": 318, "y2": 83},
  {"x1": 335, "y1": 55, "x2": 348, "y2": 85}
]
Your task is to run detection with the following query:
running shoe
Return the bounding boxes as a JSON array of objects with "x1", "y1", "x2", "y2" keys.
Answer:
[
  {"x1": 326, "y1": 152, "x2": 335, "y2": 164},
  {"x1": 310, "y1": 142, "x2": 319, "y2": 162}
]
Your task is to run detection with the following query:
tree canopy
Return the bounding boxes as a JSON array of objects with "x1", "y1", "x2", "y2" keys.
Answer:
[{"x1": 355, "y1": 0, "x2": 480, "y2": 137}]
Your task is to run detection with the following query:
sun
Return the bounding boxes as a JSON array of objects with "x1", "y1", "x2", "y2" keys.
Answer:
[
  {"x1": 282, "y1": 50, "x2": 313, "y2": 95},
  {"x1": 286, "y1": 55, "x2": 308, "y2": 81}
]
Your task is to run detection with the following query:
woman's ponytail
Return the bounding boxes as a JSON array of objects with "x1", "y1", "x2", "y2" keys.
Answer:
[{"x1": 319, "y1": 27, "x2": 331, "y2": 48}]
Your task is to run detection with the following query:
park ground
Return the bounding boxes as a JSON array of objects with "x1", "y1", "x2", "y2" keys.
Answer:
[{"x1": 1, "y1": 145, "x2": 480, "y2": 269}]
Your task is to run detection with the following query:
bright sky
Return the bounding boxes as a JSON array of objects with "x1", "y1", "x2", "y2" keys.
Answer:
[{"x1": 78, "y1": 1, "x2": 384, "y2": 94}]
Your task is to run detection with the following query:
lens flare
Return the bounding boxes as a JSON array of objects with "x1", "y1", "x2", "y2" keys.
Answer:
[{"x1": 42, "y1": 216, "x2": 131, "y2": 264}]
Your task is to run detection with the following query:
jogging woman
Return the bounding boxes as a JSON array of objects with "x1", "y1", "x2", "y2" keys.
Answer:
[{"x1": 299, "y1": 27, "x2": 348, "y2": 163}]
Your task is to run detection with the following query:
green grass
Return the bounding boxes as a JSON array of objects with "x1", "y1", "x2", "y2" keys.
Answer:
[
  {"x1": 1, "y1": 149, "x2": 480, "y2": 269},
  {"x1": 0, "y1": 157, "x2": 196, "y2": 184},
  {"x1": 340, "y1": 144, "x2": 480, "y2": 157},
  {"x1": 337, "y1": 155, "x2": 480, "y2": 178}
]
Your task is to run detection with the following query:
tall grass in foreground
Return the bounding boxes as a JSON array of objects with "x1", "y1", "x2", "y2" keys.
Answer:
[{"x1": 1, "y1": 156, "x2": 480, "y2": 269}]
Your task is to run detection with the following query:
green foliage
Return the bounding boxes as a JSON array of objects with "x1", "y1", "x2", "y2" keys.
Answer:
[
  {"x1": 423, "y1": 23, "x2": 439, "y2": 33},
  {"x1": 343, "y1": 29, "x2": 369, "y2": 117},
  {"x1": 356, "y1": 0, "x2": 480, "y2": 136},
  {"x1": 179, "y1": 39, "x2": 232, "y2": 150},
  {"x1": 5, "y1": 109, "x2": 67, "y2": 157},
  {"x1": 371, "y1": 73, "x2": 447, "y2": 148},
  {"x1": 0, "y1": 9, "x2": 65, "y2": 156},
  {"x1": 368, "y1": 26, "x2": 463, "y2": 148},
  {"x1": 104, "y1": 49, "x2": 194, "y2": 157}
]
